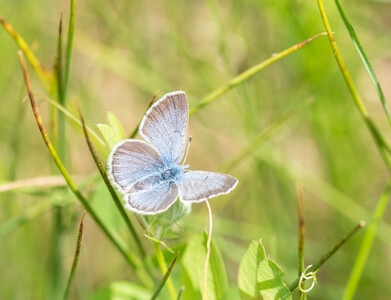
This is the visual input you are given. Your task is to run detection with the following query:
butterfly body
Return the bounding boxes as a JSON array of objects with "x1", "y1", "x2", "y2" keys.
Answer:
[
  {"x1": 132, "y1": 163, "x2": 186, "y2": 192},
  {"x1": 108, "y1": 91, "x2": 238, "y2": 215}
]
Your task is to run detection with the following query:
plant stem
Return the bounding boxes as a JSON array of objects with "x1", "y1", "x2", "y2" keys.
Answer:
[
  {"x1": 289, "y1": 221, "x2": 365, "y2": 292},
  {"x1": 18, "y1": 51, "x2": 142, "y2": 274},
  {"x1": 63, "y1": 211, "x2": 86, "y2": 300},
  {"x1": 316, "y1": 0, "x2": 391, "y2": 170},
  {"x1": 190, "y1": 32, "x2": 327, "y2": 114},
  {"x1": 153, "y1": 242, "x2": 177, "y2": 300},
  {"x1": 78, "y1": 107, "x2": 147, "y2": 259},
  {"x1": 296, "y1": 184, "x2": 305, "y2": 275},
  {"x1": 342, "y1": 180, "x2": 391, "y2": 299}
]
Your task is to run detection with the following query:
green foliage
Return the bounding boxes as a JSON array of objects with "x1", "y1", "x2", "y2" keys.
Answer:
[
  {"x1": 181, "y1": 233, "x2": 228, "y2": 300},
  {"x1": 238, "y1": 240, "x2": 291, "y2": 299},
  {"x1": 97, "y1": 112, "x2": 126, "y2": 149},
  {"x1": 89, "y1": 281, "x2": 151, "y2": 300},
  {"x1": 0, "y1": 0, "x2": 390, "y2": 299}
]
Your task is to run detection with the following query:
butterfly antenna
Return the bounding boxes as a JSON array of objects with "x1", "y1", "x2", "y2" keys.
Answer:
[{"x1": 183, "y1": 136, "x2": 192, "y2": 164}]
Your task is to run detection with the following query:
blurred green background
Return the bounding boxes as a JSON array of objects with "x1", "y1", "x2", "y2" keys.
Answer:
[{"x1": 1, "y1": 0, "x2": 391, "y2": 299}]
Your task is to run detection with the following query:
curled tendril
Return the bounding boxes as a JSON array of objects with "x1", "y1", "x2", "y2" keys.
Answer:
[{"x1": 299, "y1": 264, "x2": 318, "y2": 293}]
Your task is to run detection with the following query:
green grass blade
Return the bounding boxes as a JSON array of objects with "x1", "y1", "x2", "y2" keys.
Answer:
[
  {"x1": 55, "y1": 13, "x2": 68, "y2": 171},
  {"x1": 296, "y1": 185, "x2": 305, "y2": 279},
  {"x1": 316, "y1": 0, "x2": 367, "y2": 116},
  {"x1": 78, "y1": 107, "x2": 147, "y2": 259},
  {"x1": 153, "y1": 242, "x2": 178, "y2": 300},
  {"x1": 257, "y1": 142, "x2": 391, "y2": 246},
  {"x1": 0, "y1": 200, "x2": 54, "y2": 238},
  {"x1": 63, "y1": 0, "x2": 75, "y2": 102},
  {"x1": 39, "y1": 95, "x2": 106, "y2": 147},
  {"x1": 316, "y1": 0, "x2": 391, "y2": 171},
  {"x1": 334, "y1": 0, "x2": 391, "y2": 127},
  {"x1": 56, "y1": 14, "x2": 64, "y2": 103},
  {"x1": 53, "y1": 15, "x2": 67, "y2": 298},
  {"x1": 190, "y1": 32, "x2": 327, "y2": 114},
  {"x1": 223, "y1": 97, "x2": 314, "y2": 172},
  {"x1": 151, "y1": 252, "x2": 179, "y2": 300},
  {"x1": 18, "y1": 52, "x2": 140, "y2": 270},
  {"x1": 176, "y1": 287, "x2": 185, "y2": 300},
  {"x1": 63, "y1": 212, "x2": 86, "y2": 300},
  {"x1": 342, "y1": 180, "x2": 391, "y2": 300},
  {"x1": 74, "y1": 29, "x2": 171, "y2": 93},
  {"x1": 0, "y1": 16, "x2": 55, "y2": 93},
  {"x1": 289, "y1": 222, "x2": 364, "y2": 292}
]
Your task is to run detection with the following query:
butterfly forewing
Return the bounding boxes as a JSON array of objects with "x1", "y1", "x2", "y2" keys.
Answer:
[
  {"x1": 178, "y1": 170, "x2": 238, "y2": 203},
  {"x1": 139, "y1": 91, "x2": 189, "y2": 165},
  {"x1": 125, "y1": 181, "x2": 179, "y2": 214},
  {"x1": 108, "y1": 140, "x2": 165, "y2": 193}
]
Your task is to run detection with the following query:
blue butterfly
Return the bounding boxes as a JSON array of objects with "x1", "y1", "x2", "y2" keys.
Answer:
[{"x1": 108, "y1": 91, "x2": 238, "y2": 215}]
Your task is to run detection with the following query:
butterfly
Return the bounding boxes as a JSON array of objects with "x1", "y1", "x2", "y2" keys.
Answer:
[{"x1": 107, "y1": 91, "x2": 238, "y2": 215}]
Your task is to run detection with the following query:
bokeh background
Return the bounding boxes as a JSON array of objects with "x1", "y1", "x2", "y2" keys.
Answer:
[{"x1": 1, "y1": 0, "x2": 391, "y2": 299}]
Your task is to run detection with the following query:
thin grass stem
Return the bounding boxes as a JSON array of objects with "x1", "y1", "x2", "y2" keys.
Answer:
[
  {"x1": 64, "y1": 0, "x2": 75, "y2": 103},
  {"x1": 342, "y1": 180, "x2": 391, "y2": 300},
  {"x1": 0, "y1": 16, "x2": 55, "y2": 92},
  {"x1": 289, "y1": 221, "x2": 365, "y2": 292},
  {"x1": 18, "y1": 51, "x2": 140, "y2": 271},
  {"x1": 78, "y1": 106, "x2": 147, "y2": 259},
  {"x1": 153, "y1": 242, "x2": 177, "y2": 300},
  {"x1": 63, "y1": 211, "x2": 86, "y2": 300},
  {"x1": 190, "y1": 32, "x2": 327, "y2": 114},
  {"x1": 334, "y1": 0, "x2": 391, "y2": 128},
  {"x1": 151, "y1": 252, "x2": 179, "y2": 300},
  {"x1": 316, "y1": 0, "x2": 391, "y2": 170}
]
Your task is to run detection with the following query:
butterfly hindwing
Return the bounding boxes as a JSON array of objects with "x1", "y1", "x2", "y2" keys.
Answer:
[
  {"x1": 178, "y1": 170, "x2": 238, "y2": 203},
  {"x1": 125, "y1": 181, "x2": 179, "y2": 214},
  {"x1": 108, "y1": 140, "x2": 165, "y2": 193}
]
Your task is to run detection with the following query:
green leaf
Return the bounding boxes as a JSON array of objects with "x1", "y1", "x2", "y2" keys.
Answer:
[
  {"x1": 88, "y1": 281, "x2": 151, "y2": 300},
  {"x1": 238, "y1": 240, "x2": 266, "y2": 298},
  {"x1": 238, "y1": 240, "x2": 291, "y2": 299},
  {"x1": 97, "y1": 112, "x2": 126, "y2": 148},
  {"x1": 181, "y1": 233, "x2": 228, "y2": 300},
  {"x1": 257, "y1": 258, "x2": 291, "y2": 300}
]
